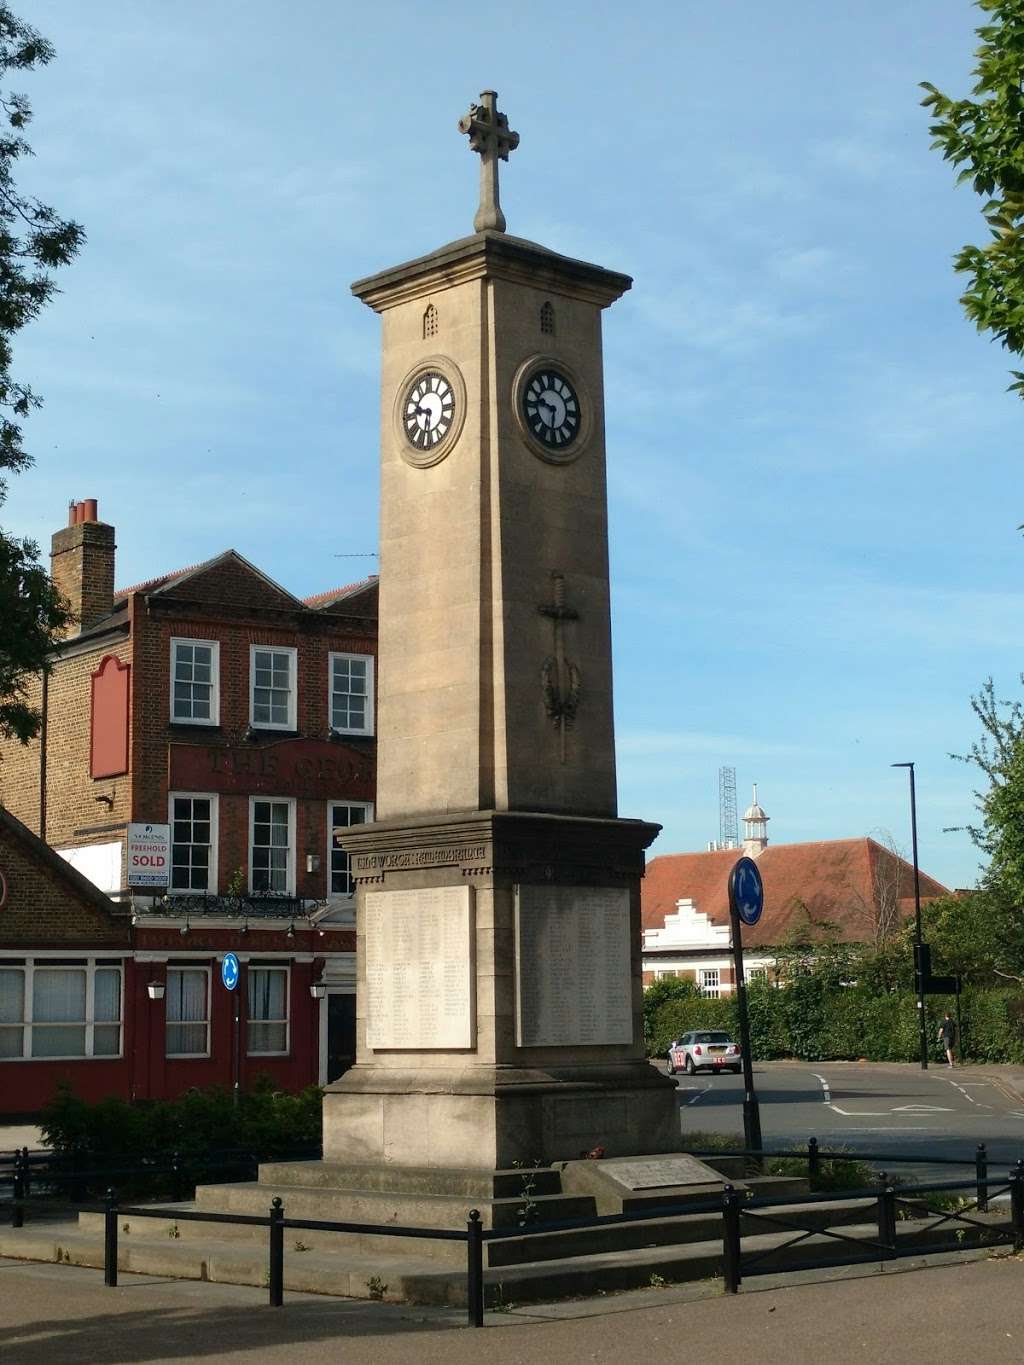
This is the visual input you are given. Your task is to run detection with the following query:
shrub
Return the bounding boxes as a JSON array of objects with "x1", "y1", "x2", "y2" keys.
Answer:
[
  {"x1": 643, "y1": 977, "x2": 1024, "y2": 1064},
  {"x1": 39, "y1": 1077, "x2": 323, "y2": 1197}
]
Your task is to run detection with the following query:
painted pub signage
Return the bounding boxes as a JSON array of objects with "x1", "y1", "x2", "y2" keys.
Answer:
[{"x1": 168, "y1": 736, "x2": 373, "y2": 801}]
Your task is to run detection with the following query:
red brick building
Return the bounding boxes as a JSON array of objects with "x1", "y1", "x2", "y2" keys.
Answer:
[
  {"x1": 0, "y1": 499, "x2": 378, "y2": 1114},
  {"x1": 641, "y1": 795, "x2": 949, "y2": 995}
]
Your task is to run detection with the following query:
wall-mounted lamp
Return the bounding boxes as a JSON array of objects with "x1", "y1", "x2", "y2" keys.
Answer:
[
  {"x1": 179, "y1": 917, "x2": 191, "y2": 937},
  {"x1": 94, "y1": 793, "x2": 114, "y2": 810},
  {"x1": 286, "y1": 921, "x2": 296, "y2": 940},
  {"x1": 305, "y1": 854, "x2": 321, "y2": 874},
  {"x1": 147, "y1": 981, "x2": 166, "y2": 1001},
  {"x1": 309, "y1": 982, "x2": 327, "y2": 1000}
]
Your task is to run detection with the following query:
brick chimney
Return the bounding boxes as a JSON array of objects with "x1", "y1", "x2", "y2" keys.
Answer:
[{"x1": 50, "y1": 499, "x2": 116, "y2": 633}]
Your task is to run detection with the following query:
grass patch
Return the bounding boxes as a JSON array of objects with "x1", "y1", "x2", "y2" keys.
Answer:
[{"x1": 682, "y1": 1132, "x2": 878, "y2": 1191}]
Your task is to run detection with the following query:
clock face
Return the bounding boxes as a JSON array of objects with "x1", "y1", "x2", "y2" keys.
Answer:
[
  {"x1": 522, "y1": 368, "x2": 581, "y2": 451},
  {"x1": 402, "y1": 370, "x2": 456, "y2": 451}
]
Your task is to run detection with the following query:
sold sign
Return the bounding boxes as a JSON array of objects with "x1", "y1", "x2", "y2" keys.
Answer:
[{"x1": 127, "y1": 822, "x2": 171, "y2": 887}]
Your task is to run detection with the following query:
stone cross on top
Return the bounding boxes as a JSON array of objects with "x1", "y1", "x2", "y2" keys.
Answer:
[{"x1": 458, "y1": 90, "x2": 519, "y2": 234}]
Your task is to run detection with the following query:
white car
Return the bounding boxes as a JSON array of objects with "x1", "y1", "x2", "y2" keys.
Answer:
[{"x1": 668, "y1": 1030, "x2": 742, "y2": 1075}]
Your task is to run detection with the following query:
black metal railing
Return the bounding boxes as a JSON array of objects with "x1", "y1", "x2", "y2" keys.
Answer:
[
  {"x1": 4, "y1": 1140, "x2": 1022, "y2": 1323},
  {"x1": 721, "y1": 1162, "x2": 1024, "y2": 1292}
]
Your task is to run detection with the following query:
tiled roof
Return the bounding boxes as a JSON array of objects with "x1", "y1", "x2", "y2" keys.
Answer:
[
  {"x1": 303, "y1": 577, "x2": 378, "y2": 608},
  {"x1": 642, "y1": 838, "x2": 950, "y2": 948},
  {"x1": 116, "y1": 560, "x2": 208, "y2": 599}
]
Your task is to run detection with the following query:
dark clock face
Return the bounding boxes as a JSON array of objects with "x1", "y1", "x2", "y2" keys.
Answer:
[
  {"x1": 402, "y1": 370, "x2": 456, "y2": 451},
  {"x1": 522, "y1": 369, "x2": 581, "y2": 451}
]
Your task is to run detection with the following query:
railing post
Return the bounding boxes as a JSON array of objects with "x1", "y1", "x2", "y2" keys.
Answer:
[
  {"x1": 20, "y1": 1147, "x2": 31, "y2": 1198},
  {"x1": 722, "y1": 1184, "x2": 742, "y2": 1293},
  {"x1": 876, "y1": 1186, "x2": 896, "y2": 1256},
  {"x1": 807, "y1": 1137, "x2": 819, "y2": 1181},
  {"x1": 976, "y1": 1143, "x2": 988, "y2": 1213},
  {"x1": 12, "y1": 1149, "x2": 24, "y2": 1229},
  {"x1": 466, "y1": 1209, "x2": 484, "y2": 1326},
  {"x1": 1011, "y1": 1165, "x2": 1024, "y2": 1252},
  {"x1": 268, "y1": 1197, "x2": 284, "y2": 1307},
  {"x1": 104, "y1": 1188, "x2": 118, "y2": 1287}
]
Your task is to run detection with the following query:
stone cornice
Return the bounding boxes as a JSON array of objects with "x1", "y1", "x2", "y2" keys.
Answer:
[{"x1": 351, "y1": 231, "x2": 632, "y2": 313}]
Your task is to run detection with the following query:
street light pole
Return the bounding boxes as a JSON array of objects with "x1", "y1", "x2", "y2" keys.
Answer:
[{"x1": 892, "y1": 762, "x2": 928, "y2": 1070}]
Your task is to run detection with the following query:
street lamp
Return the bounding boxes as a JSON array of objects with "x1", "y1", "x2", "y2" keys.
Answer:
[{"x1": 892, "y1": 762, "x2": 929, "y2": 1070}]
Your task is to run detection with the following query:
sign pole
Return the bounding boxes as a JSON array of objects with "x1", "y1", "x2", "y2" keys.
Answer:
[
  {"x1": 233, "y1": 988, "x2": 241, "y2": 1109},
  {"x1": 728, "y1": 858, "x2": 764, "y2": 1156},
  {"x1": 221, "y1": 953, "x2": 242, "y2": 1108}
]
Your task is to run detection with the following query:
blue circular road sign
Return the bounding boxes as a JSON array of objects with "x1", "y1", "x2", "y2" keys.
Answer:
[
  {"x1": 221, "y1": 952, "x2": 240, "y2": 991},
  {"x1": 729, "y1": 857, "x2": 764, "y2": 927}
]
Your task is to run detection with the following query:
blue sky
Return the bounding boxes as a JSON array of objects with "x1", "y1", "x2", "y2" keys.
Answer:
[{"x1": 7, "y1": 1, "x2": 1023, "y2": 888}]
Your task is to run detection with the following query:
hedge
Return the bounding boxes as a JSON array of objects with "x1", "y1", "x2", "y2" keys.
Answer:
[
  {"x1": 39, "y1": 1077, "x2": 323, "y2": 1196},
  {"x1": 648, "y1": 981, "x2": 1024, "y2": 1064}
]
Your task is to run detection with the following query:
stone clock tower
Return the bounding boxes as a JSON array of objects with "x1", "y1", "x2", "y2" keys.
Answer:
[{"x1": 328, "y1": 92, "x2": 679, "y2": 1169}]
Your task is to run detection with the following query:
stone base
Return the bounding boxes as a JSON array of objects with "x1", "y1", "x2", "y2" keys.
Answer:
[{"x1": 323, "y1": 1059, "x2": 680, "y2": 1168}]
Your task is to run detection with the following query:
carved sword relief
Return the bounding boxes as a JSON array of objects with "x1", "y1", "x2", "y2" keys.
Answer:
[{"x1": 538, "y1": 571, "x2": 582, "y2": 763}]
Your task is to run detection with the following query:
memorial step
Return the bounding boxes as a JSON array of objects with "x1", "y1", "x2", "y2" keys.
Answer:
[
  {"x1": 0, "y1": 1209, "x2": 1009, "y2": 1306},
  {"x1": 255, "y1": 1160, "x2": 564, "y2": 1199},
  {"x1": 193, "y1": 1179, "x2": 595, "y2": 1233}
]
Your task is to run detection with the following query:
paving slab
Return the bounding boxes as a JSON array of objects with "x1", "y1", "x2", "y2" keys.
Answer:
[{"x1": 2, "y1": 1249, "x2": 1024, "y2": 1365}]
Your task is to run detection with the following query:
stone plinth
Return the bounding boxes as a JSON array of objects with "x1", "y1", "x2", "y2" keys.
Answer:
[{"x1": 323, "y1": 809, "x2": 680, "y2": 1169}]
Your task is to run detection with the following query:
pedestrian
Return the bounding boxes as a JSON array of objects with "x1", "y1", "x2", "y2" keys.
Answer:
[{"x1": 937, "y1": 1011, "x2": 957, "y2": 1067}]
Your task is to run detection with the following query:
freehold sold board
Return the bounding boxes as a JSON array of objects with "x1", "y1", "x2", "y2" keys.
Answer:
[{"x1": 126, "y1": 822, "x2": 171, "y2": 887}]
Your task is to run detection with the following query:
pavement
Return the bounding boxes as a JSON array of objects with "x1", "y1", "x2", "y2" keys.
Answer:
[
  {"x1": 671, "y1": 1060, "x2": 1024, "y2": 1181},
  {"x1": 3, "y1": 1248, "x2": 1024, "y2": 1363},
  {"x1": 0, "y1": 1124, "x2": 45, "y2": 1153}
]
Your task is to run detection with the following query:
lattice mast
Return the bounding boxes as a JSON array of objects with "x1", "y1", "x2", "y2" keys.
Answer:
[{"x1": 719, "y1": 765, "x2": 739, "y2": 850}]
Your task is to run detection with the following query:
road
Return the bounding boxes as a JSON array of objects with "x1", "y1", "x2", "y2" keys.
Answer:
[{"x1": 673, "y1": 1060, "x2": 1024, "y2": 1183}]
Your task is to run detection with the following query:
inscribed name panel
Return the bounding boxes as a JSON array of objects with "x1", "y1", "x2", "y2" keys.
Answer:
[
  {"x1": 515, "y1": 884, "x2": 632, "y2": 1046},
  {"x1": 365, "y1": 885, "x2": 474, "y2": 1049}
]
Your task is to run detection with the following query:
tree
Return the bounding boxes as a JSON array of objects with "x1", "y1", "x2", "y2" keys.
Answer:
[
  {"x1": 0, "y1": 7, "x2": 83, "y2": 743},
  {"x1": 954, "y1": 676, "x2": 1024, "y2": 906},
  {"x1": 921, "y1": 1, "x2": 1024, "y2": 397}
]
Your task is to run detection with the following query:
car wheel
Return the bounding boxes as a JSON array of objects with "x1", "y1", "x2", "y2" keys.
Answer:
[
  {"x1": 668, "y1": 1063, "x2": 677, "y2": 1075},
  {"x1": 684, "y1": 1056, "x2": 696, "y2": 1075}
]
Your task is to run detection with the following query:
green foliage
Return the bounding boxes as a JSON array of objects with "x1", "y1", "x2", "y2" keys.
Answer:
[
  {"x1": 642, "y1": 974, "x2": 699, "y2": 1049},
  {"x1": 0, "y1": 6, "x2": 84, "y2": 744},
  {"x1": 644, "y1": 960, "x2": 1024, "y2": 1064},
  {"x1": 39, "y1": 1078, "x2": 323, "y2": 1197},
  {"x1": 921, "y1": 1, "x2": 1024, "y2": 395}
]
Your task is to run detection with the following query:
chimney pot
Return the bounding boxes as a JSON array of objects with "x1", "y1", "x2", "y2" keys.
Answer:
[{"x1": 82, "y1": 498, "x2": 98, "y2": 523}]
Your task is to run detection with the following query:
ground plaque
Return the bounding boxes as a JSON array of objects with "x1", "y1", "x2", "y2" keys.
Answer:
[
  {"x1": 365, "y1": 885, "x2": 475, "y2": 1049},
  {"x1": 514, "y1": 884, "x2": 632, "y2": 1046},
  {"x1": 602, "y1": 1155, "x2": 724, "y2": 1190}
]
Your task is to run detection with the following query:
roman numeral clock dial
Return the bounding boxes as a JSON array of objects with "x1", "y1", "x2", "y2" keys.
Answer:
[
  {"x1": 403, "y1": 371, "x2": 455, "y2": 450},
  {"x1": 522, "y1": 368, "x2": 582, "y2": 454}
]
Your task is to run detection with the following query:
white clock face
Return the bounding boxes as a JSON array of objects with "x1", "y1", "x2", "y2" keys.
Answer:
[
  {"x1": 403, "y1": 371, "x2": 456, "y2": 451},
  {"x1": 523, "y1": 369, "x2": 581, "y2": 450}
]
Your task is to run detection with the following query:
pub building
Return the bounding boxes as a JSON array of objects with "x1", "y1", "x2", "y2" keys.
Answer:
[{"x1": 0, "y1": 499, "x2": 377, "y2": 1115}]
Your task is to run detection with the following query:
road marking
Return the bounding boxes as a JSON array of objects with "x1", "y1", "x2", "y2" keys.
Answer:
[
  {"x1": 891, "y1": 1104, "x2": 954, "y2": 1113},
  {"x1": 812, "y1": 1073, "x2": 832, "y2": 1104},
  {"x1": 944, "y1": 1079, "x2": 993, "y2": 1110},
  {"x1": 827, "y1": 1104, "x2": 888, "y2": 1116},
  {"x1": 683, "y1": 1084, "x2": 712, "y2": 1107}
]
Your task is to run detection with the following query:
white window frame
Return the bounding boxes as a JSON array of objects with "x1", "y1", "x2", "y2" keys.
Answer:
[
  {"x1": 327, "y1": 651, "x2": 374, "y2": 737},
  {"x1": 327, "y1": 799, "x2": 374, "y2": 898},
  {"x1": 0, "y1": 959, "x2": 124, "y2": 1061},
  {"x1": 246, "y1": 965, "x2": 290, "y2": 1057},
  {"x1": 249, "y1": 645, "x2": 297, "y2": 731},
  {"x1": 169, "y1": 637, "x2": 220, "y2": 726},
  {"x1": 165, "y1": 966, "x2": 212, "y2": 1059},
  {"x1": 698, "y1": 968, "x2": 721, "y2": 999},
  {"x1": 248, "y1": 797, "x2": 296, "y2": 895},
  {"x1": 168, "y1": 791, "x2": 219, "y2": 895}
]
